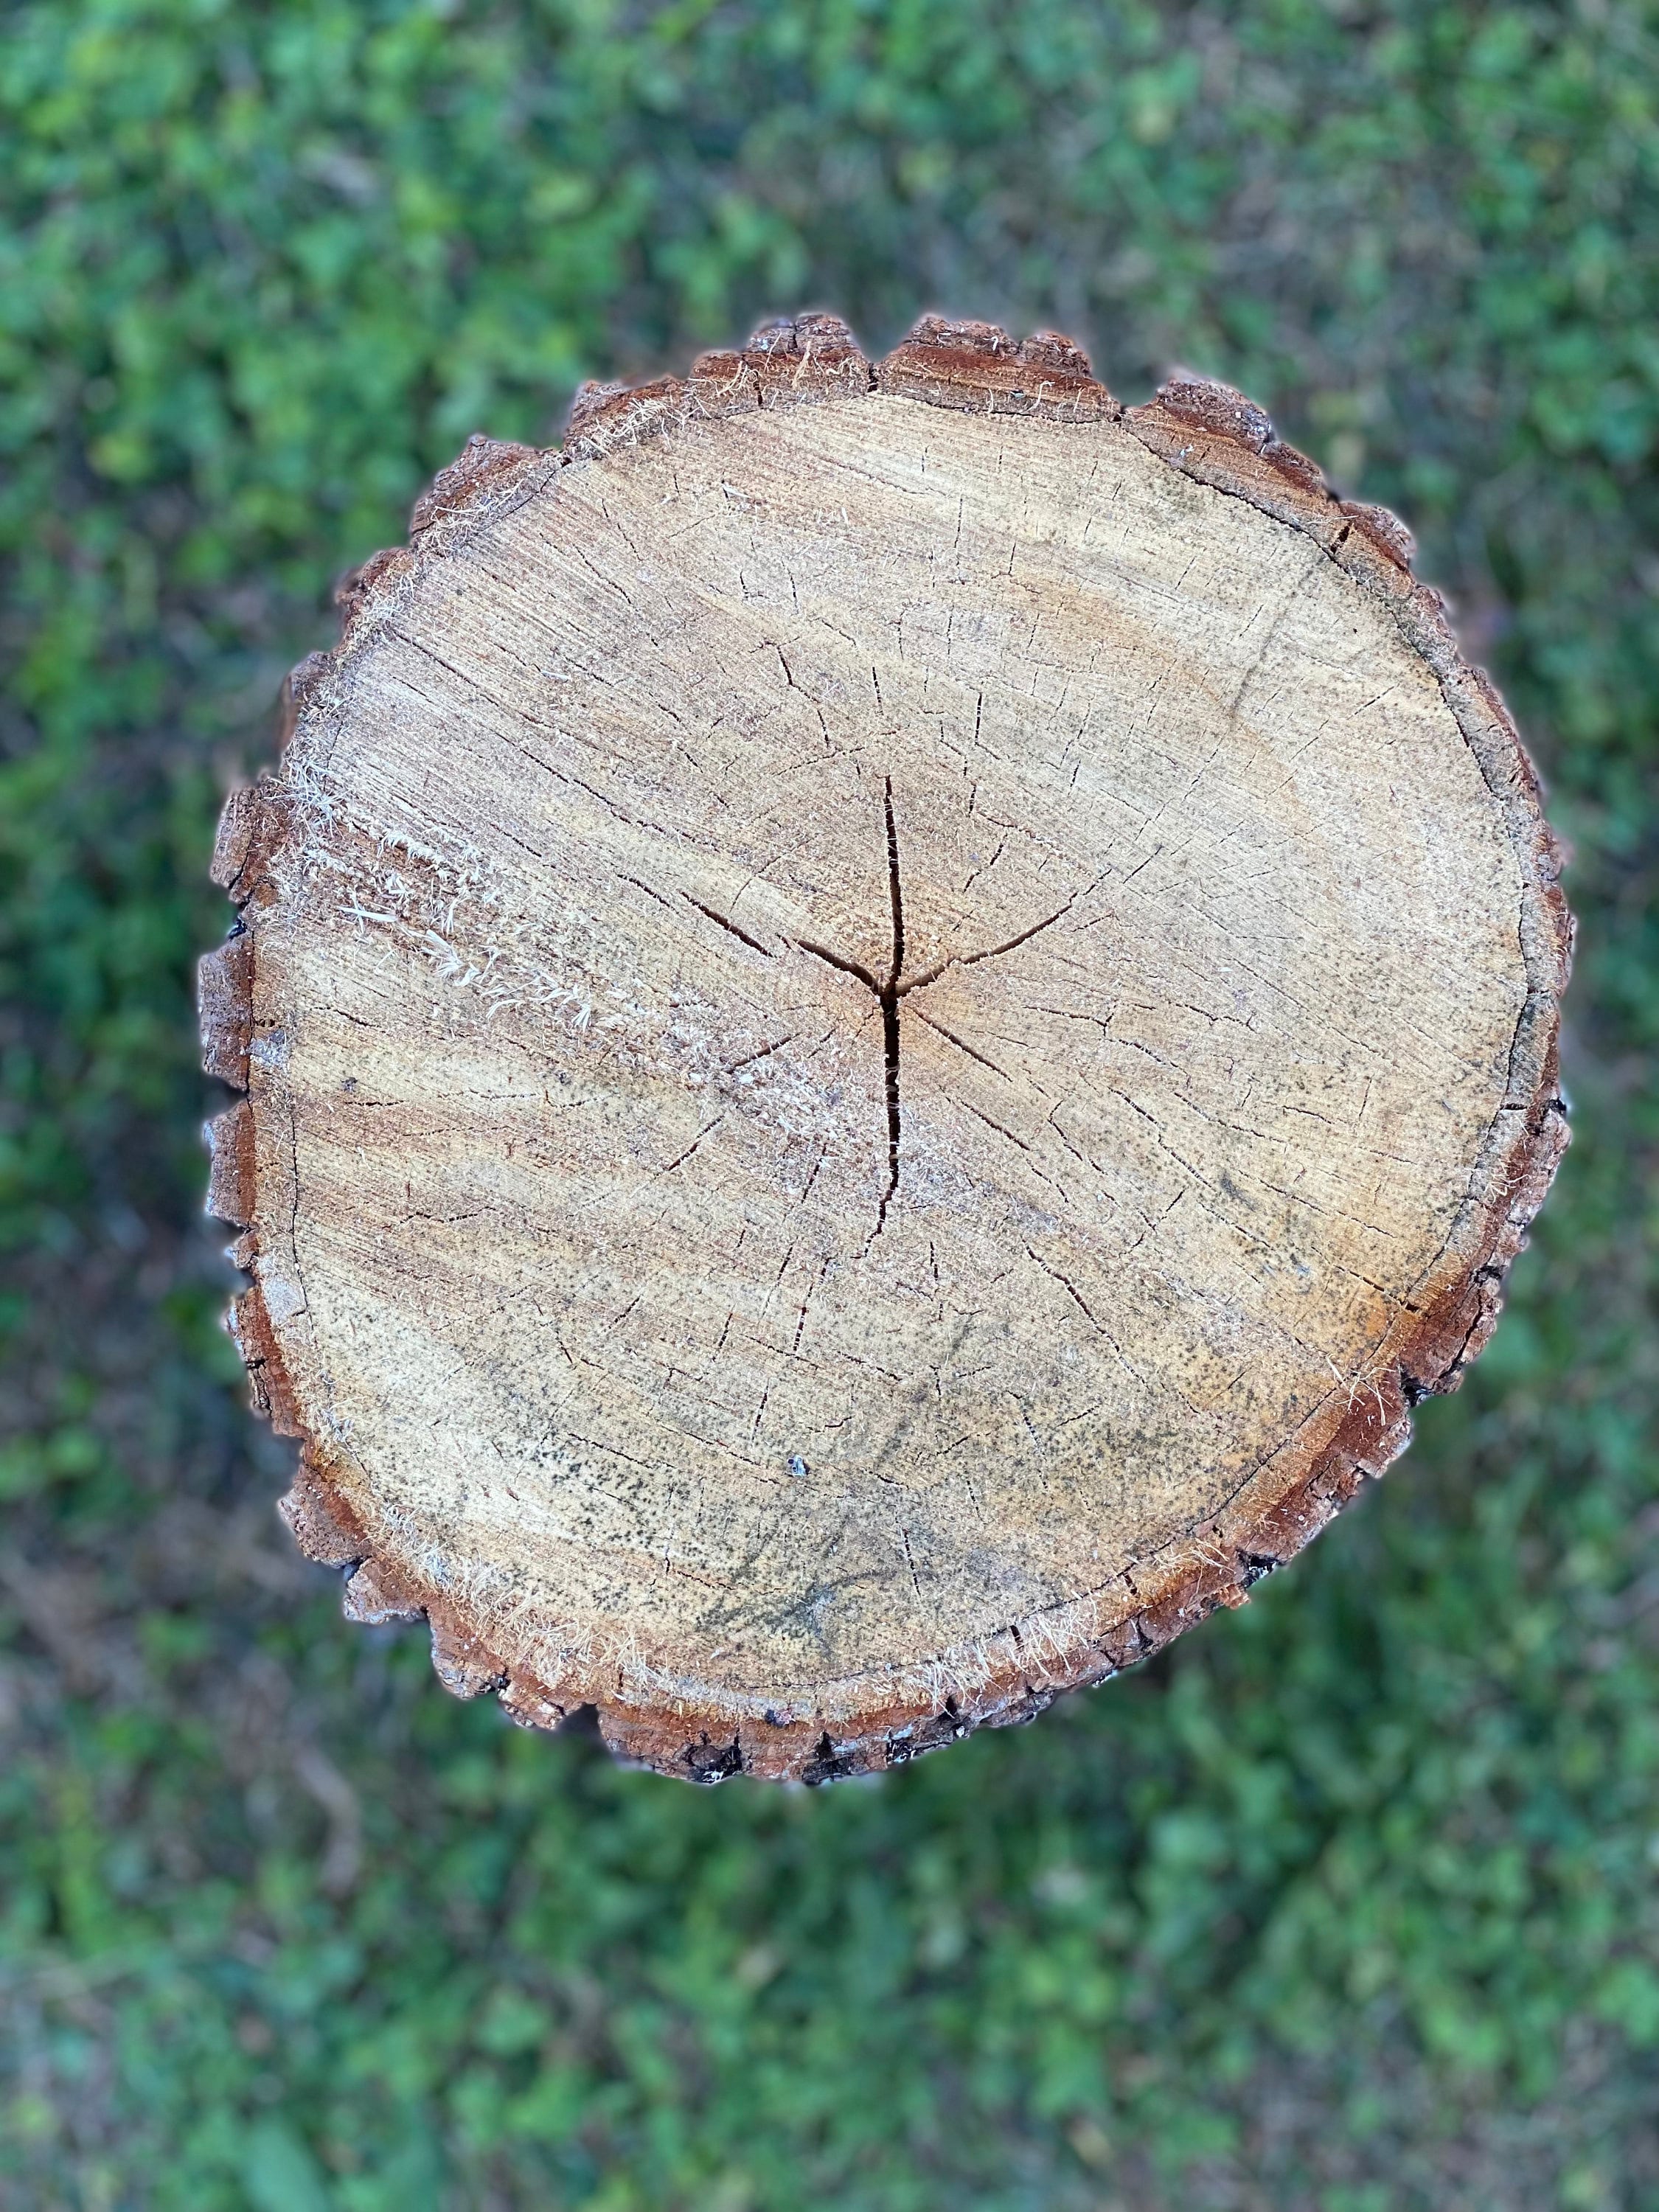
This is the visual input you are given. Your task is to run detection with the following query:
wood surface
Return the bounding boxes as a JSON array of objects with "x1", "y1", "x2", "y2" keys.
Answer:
[{"x1": 201, "y1": 313, "x2": 1572, "y2": 1783}]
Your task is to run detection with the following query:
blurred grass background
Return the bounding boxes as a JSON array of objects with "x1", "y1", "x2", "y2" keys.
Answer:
[{"x1": 2, "y1": 1, "x2": 1658, "y2": 2205}]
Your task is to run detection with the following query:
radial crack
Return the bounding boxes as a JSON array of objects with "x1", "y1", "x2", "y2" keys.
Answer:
[
  {"x1": 684, "y1": 892, "x2": 773, "y2": 959},
  {"x1": 883, "y1": 776, "x2": 905, "y2": 990},
  {"x1": 897, "y1": 891, "x2": 1079, "y2": 997},
  {"x1": 797, "y1": 938, "x2": 882, "y2": 994},
  {"x1": 795, "y1": 779, "x2": 1077, "y2": 1239},
  {"x1": 793, "y1": 778, "x2": 907, "y2": 1236},
  {"x1": 877, "y1": 776, "x2": 904, "y2": 1232}
]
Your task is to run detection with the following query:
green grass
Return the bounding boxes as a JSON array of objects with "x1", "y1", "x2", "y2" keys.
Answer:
[{"x1": 3, "y1": 2, "x2": 1658, "y2": 2205}]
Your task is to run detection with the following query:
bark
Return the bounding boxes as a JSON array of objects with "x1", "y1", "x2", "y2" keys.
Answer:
[{"x1": 201, "y1": 312, "x2": 1572, "y2": 1784}]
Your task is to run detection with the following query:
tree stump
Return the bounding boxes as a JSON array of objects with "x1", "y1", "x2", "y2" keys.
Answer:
[{"x1": 201, "y1": 314, "x2": 1571, "y2": 1784}]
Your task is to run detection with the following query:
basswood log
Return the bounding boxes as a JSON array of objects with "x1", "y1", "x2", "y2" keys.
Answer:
[{"x1": 201, "y1": 313, "x2": 1571, "y2": 1784}]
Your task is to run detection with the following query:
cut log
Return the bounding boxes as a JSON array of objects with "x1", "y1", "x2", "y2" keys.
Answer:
[{"x1": 202, "y1": 313, "x2": 1572, "y2": 1784}]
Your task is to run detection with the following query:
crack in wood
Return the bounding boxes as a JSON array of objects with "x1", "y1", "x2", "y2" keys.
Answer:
[
  {"x1": 877, "y1": 776, "x2": 904, "y2": 1234},
  {"x1": 795, "y1": 776, "x2": 1077, "y2": 1237},
  {"x1": 684, "y1": 892, "x2": 773, "y2": 958}
]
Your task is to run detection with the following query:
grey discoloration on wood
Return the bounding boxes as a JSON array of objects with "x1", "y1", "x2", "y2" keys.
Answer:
[{"x1": 201, "y1": 316, "x2": 1571, "y2": 1782}]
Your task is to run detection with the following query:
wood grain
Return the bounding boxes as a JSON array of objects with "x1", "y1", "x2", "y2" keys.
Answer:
[{"x1": 202, "y1": 314, "x2": 1571, "y2": 1782}]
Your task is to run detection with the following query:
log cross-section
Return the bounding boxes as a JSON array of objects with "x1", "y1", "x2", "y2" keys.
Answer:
[{"x1": 201, "y1": 313, "x2": 1571, "y2": 1784}]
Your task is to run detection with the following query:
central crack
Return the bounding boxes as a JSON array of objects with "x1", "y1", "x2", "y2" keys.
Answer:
[
  {"x1": 879, "y1": 776, "x2": 905, "y2": 1231},
  {"x1": 798, "y1": 776, "x2": 905, "y2": 1233},
  {"x1": 795, "y1": 781, "x2": 1083, "y2": 1235}
]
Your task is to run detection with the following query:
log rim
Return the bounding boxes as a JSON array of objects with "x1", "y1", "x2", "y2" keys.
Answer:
[{"x1": 200, "y1": 310, "x2": 1574, "y2": 1785}]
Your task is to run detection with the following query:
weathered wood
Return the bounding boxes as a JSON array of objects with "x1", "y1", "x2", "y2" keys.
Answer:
[{"x1": 202, "y1": 313, "x2": 1571, "y2": 1784}]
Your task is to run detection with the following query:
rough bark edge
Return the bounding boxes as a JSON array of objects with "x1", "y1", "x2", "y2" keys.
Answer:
[{"x1": 201, "y1": 313, "x2": 1573, "y2": 1785}]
